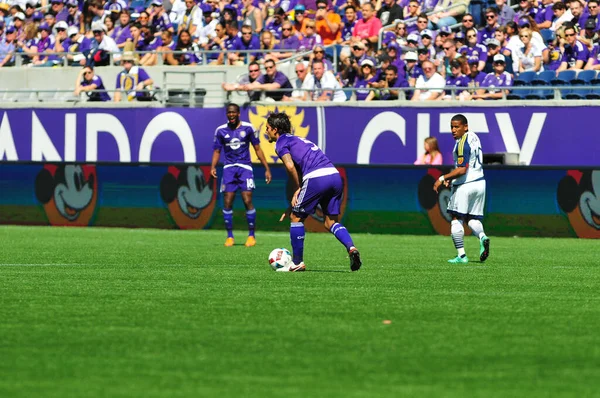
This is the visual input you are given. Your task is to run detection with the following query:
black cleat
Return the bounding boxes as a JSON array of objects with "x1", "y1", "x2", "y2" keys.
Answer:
[
  {"x1": 349, "y1": 247, "x2": 362, "y2": 271},
  {"x1": 479, "y1": 237, "x2": 490, "y2": 262}
]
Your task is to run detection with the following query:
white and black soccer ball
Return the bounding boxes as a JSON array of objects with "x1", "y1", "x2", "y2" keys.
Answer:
[{"x1": 268, "y1": 248, "x2": 292, "y2": 271}]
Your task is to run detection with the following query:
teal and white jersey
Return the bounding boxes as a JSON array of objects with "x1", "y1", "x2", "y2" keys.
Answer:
[{"x1": 452, "y1": 132, "x2": 485, "y2": 186}]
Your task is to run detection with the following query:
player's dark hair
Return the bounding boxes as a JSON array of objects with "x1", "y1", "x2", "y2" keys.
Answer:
[
  {"x1": 226, "y1": 103, "x2": 240, "y2": 112},
  {"x1": 267, "y1": 112, "x2": 291, "y2": 136},
  {"x1": 451, "y1": 114, "x2": 469, "y2": 127}
]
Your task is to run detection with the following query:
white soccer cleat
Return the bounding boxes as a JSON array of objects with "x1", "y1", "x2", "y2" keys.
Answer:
[{"x1": 284, "y1": 262, "x2": 306, "y2": 272}]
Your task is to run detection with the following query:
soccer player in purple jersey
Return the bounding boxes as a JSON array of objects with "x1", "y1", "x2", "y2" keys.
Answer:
[
  {"x1": 266, "y1": 113, "x2": 362, "y2": 272},
  {"x1": 211, "y1": 104, "x2": 272, "y2": 247}
]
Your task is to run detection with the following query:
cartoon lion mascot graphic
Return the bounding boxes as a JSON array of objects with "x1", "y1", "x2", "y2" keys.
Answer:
[
  {"x1": 160, "y1": 165, "x2": 217, "y2": 229},
  {"x1": 557, "y1": 169, "x2": 600, "y2": 239},
  {"x1": 418, "y1": 168, "x2": 472, "y2": 236},
  {"x1": 35, "y1": 164, "x2": 98, "y2": 226},
  {"x1": 284, "y1": 167, "x2": 349, "y2": 232}
]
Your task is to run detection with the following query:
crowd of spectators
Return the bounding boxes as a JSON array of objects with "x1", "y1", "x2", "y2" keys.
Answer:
[{"x1": 1, "y1": 0, "x2": 600, "y2": 101}]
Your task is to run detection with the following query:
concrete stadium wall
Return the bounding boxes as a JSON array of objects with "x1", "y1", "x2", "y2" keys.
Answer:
[{"x1": 0, "y1": 163, "x2": 598, "y2": 238}]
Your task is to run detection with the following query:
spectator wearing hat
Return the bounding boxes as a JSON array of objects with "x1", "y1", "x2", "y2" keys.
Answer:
[
  {"x1": 0, "y1": 26, "x2": 17, "y2": 67},
  {"x1": 315, "y1": 0, "x2": 341, "y2": 45},
  {"x1": 468, "y1": 53, "x2": 512, "y2": 100},
  {"x1": 366, "y1": 64, "x2": 408, "y2": 101},
  {"x1": 465, "y1": 55, "x2": 486, "y2": 89},
  {"x1": 340, "y1": 39, "x2": 370, "y2": 86},
  {"x1": 197, "y1": 4, "x2": 218, "y2": 44},
  {"x1": 454, "y1": 31, "x2": 466, "y2": 48},
  {"x1": 438, "y1": 26, "x2": 453, "y2": 41},
  {"x1": 148, "y1": 0, "x2": 173, "y2": 37},
  {"x1": 353, "y1": 57, "x2": 378, "y2": 100},
  {"x1": 495, "y1": 0, "x2": 515, "y2": 26},
  {"x1": 579, "y1": 18, "x2": 599, "y2": 48},
  {"x1": 104, "y1": 0, "x2": 128, "y2": 14},
  {"x1": 557, "y1": 25, "x2": 589, "y2": 72},
  {"x1": 74, "y1": 66, "x2": 111, "y2": 101},
  {"x1": 406, "y1": 32, "x2": 419, "y2": 48},
  {"x1": 32, "y1": 22, "x2": 56, "y2": 66},
  {"x1": 89, "y1": 21, "x2": 120, "y2": 66},
  {"x1": 377, "y1": 0, "x2": 403, "y2": 27},
  {"x1": 61, "y1": 25, "x2": 92, "y2": 66},
  {"x1": 241, "y1": 0, "x2": 263, "y2": 34},
  {"x1": 114, "y1": 51, "x2": 154, "y2": 102},
  {"x1": 293, "y1": 4, "x2": 308, "y2": 36},
  {"x1": 31, "y1": 10, "x2": 44, "y2": 24},
  {"x1": 50, "y1": 0, "x2": 69, "y2": 23},
  {"x1": 301, "y1": 59, "x2": 347, "y2": 102},
  {"x1": 417, "y1": 45, "x2": 431, "y2": 66},
  {"x1": 353, "y1": 3, "x2": 381, "y2": 44},
  {"x1": 442, "y1": 58, "x2": 469, "y2": 100},
  {"x1": 386, "y1": 42, "x2": 405, "y2": 76},
  {"x1": 479, "y1": 7, "x2": 499, "y2": 44},
  {"x1": 52, "y1": 20, "x2": 69, "y2": 60},
  {"x1": 65, "y1": 0, "x2": 82, "y2": 30},
  {"x1": 543, "y1": 31, "x2": 562, "y2": 71},
  {"x1": 11, "y1": 12, "x2": 26, "y2": 37},
  {"x1": 485, "y1": 37, "x2": 513, "y2": 74},
  {"x1": 24, "y1": 0, "x2": 36, "y2": 21},
  {"x1": 404, "y1": 50, "x2": 423, "y2": 86},
  {"x1": 420, "y1": 29, "x2": 436, "y2": 58},
  {"x1": 428, "y1": 0, "x2": 470, "y2": 29}
]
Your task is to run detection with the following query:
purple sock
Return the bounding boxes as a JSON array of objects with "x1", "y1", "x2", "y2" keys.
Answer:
[
  {"x1": 330, "y1": 223, "x2": 354, "y2": 251},
  {"x1": 223, "y1": 209, "x2": 234, "y2": 238},
  {"x1": 290, "y1": 222, "x2": 305, "y2": 265},
  {"x1": 246, "y1": 209, "x2": 256, "y2": 237}
]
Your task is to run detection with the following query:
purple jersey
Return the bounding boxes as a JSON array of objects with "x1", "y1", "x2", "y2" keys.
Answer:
[
  {"x1": 265, "y1": 20, "x2": 283, "y2": 40},
  {"x1": 212, "y1": 121, "x2": 260, "y2": 167},
  {"x1": 81, "y1": 75, "x2": 111, "y2": 102},
  {"x1": 464, "y1": 44, "x2": 488, "y2": 62},
  {"x1": 562, "y1": 41, "x2": 589, "y2": 67},
  {"x1": 257, "y1": 71, "x2": 293, "y2": 100},
  {"x1": 545, "y1": 48, "x2": 563, "y2": 70},
  {"x1": 535, "y1": 5, "x2": 553, "y2": 24},
  {"x1": 478, "y1": 26, "x2": 496, "y2": 44},
  {"x1": 589, "y1": 43, "x2": 600, "y2": 66},
  {"x1": 466, "y1": 71, "x2": 487, "y2": 88},
  {"x1": 298, "y1": 34, "x2": 322, "y2": 52},
  {"x1": 481, "y1": 71, "x2": 513, "y2": 92},
  {"x1": 274, "y1": 35, "x2": 300, "y2": 51},
  {"x1": 152, "y1": 13, "x2": 173, "y2": 33},
  {"x1": 111, "y1": 25, "x2": 132, "y2": 45},
  {"x1": 445, "y1": 74, "x2": 469, "y2": 95},
  {"x1": 354, "y1": 75, "x2": 378, "y2": 100},
  {"x1": 341, "y1": 20, "x2": 356, "y2": 42},
  {"x1": 63, "y1": 35, "x2": 92, "y2": 54},
  {"x1": 275, "y1": 134, "x2": 334, "y2": 178}
]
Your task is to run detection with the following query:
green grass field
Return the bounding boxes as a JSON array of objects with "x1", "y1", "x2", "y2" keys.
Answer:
[{"x1": 1, "y1": 225, "x2": 599, "y2": 397}]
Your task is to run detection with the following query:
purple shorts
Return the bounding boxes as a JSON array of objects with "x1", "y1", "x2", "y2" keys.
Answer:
[
  {"x1": 293, "y1": 173, "x2": 342, "y2": 217},
  {"x1": 220, "y1": 166, "x2": 255, "y2": 192}
]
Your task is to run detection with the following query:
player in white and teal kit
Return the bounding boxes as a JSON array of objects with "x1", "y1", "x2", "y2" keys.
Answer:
[{"x1": 433, "y1": 114, "x2": 490, "y2": 264}]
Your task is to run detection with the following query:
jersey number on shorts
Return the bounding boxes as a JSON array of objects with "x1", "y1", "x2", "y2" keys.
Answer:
[{"x1": 246, "y1": 178, "x2": 255, "y2": 190}]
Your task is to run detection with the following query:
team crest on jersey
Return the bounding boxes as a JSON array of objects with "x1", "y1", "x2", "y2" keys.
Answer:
[
  {"x1": 240, "y1": 131, "x2": 246, "y2": 138},
  {"x1": 160, "y1": 165, "x2": 217, "y2": 229},
  {"x1": 557, "y1": 169, "x2": 600, "y2": 238},
  {"x1": 248, "y1": 105, "x2": 310, "y2": 164},
  {"x1": 35, "y1": 164, "x2": 98, "y2": 226},
  {"x1": 417, "y1": 168, "x2": 474, "y2": 236}
]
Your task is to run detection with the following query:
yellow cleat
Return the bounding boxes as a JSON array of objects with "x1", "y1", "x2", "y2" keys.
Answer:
[
  {"x1": 244, "y1": 236, "x2": 256, "y2": 247},
  {"x1": 224, "y1": 237, "x2": 235, "y2": 247}
]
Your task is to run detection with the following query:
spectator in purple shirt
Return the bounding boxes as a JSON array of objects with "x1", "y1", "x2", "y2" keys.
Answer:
[
  {"x1": 299, "y1": 19, "x2": 323, "y2": 52},
  {"x1": 137, "y1": 25, "x2": 163, "y2": 66},
  {"x1": 462, "y1": 28, "x2": 488, "y2": 71},
  {"x1": 51, "y1": 0, "x2": 70, "y2": 23},
  {"x1": 230, "y1": 24, "x2": 261, "y2": 64},
  {"x1": 365, "y1": 65, "x2": 408, "y2": 101},
  {"x1": 65, "y1": 0, "x2": 82, "y2": 29},
  {"x1": 353, "y1": 58, "x2": 377, "y2": 100},
  {"x1": 468, "y1": 54, "x2": 513, "y2": 100},
  {"x1": 164, "y1": 29, "x2": 202, "y2": 65},
  {"x1": 112, "y1": 10, "x2": 132, "y2": 49},
  {"x1": 265, "y1": 7, "x2": 286, "y2": 40},
  {"x1": 148, "y1": 0, "x2": 173, "y2": 37},
  {"x1": 273, "y1": 20, "x2": 300, "y2": 60},
  {"x1": 61, "y1": 26, "x2": 92, "y2": 66},
  {"x1": 535, "y1": 0, "x2": 554, "y2": 30},
  {"x1": 74, "y1": 66, "x2": 111, "y2": 102},
  {"x1": 223, "y1": 58, "x2": 293, "y2": 100},
  {"x1": 557, "y1": 26, "x2": 589, "y2": 71},
  {"x1": 114, "y1": 52, "x2": 154, "y2": 102},
  {"x1": 584, "y1": 41, "x2": 600, "y2": 70},
  {"x1": 479, "y1": 7, "x2": 499, "y2": 44},
  {"x1": 340, "y1": 6, "x2": 358, "y2": 45},
  {"x1": 0, "y1": 26, "x2": 17, "y2": 67},
  {"x1": 33, "y1": 23, "x2": 56, "y2": 66},
  {"x1": 443, "y1": 59, "x2": 469, "y2": 99},
  {"x1": 465, "y1": 55, "x2": 487, "y2": 90},
  {"x1": 310, "y1": 45, "x2": 334, "y2": 71}
]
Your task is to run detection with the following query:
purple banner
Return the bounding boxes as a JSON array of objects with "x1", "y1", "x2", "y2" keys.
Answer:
[{"x1": 0, "y1": 106, "x2": 598, "y2": 166}]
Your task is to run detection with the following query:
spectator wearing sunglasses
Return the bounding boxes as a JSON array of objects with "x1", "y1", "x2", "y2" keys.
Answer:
[
  {"x1": 460, "y1": 13, "x2": 475, "y2": 33},
  {"x1": 354, "y1": 58, "x2": 378, "y2": 100},
  {"x1": 485, "y1": 37, "x2": 514, "y2": 74},
  {"x1": 440, "y1": 38, "x2": 461, "y2": 78},
  {"x1": 74, "y1": 66, "x2": 111, "y2": 102},
  {"x1": 224, "y1": 58, "x2": 293, "y2": 101},
  {"x1": 310, "y1": 45, "x2": 334, "y2": 71},
  {"x1": 285, "y1": 61, "x2": 310, "y2": 101},
  {"x1": 273, "y1": 21, "x2": 300, "y2": 60},
  {"x1": 60, "y1": 26, "x2": 92, "y2": 66},
  {"x1": 557, "y1": 25, "x2": 589, "y2": 71},
  {"x1": 514, "y1": 28, "x2": 543, "y2": 72},
  {"x1": 223, "y1": 62, "x2": 262, "y2": 101},
  {"x1": 463, "y1": 28, "x2": 488, "y2": 72},
  {"x1": 479, "y1": 7, "x2": 500, "y2": 44}
]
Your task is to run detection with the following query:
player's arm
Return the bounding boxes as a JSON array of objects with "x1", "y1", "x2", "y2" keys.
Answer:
[
  {"x1": 210, "y1": 148, "x2": 221, "y2": 179},
  {"x1": 253, "y1": 144, "x2": 272, "y2": 184},
  {"x1": 434, "y1": 139, "x2": 471, "y2": 192}
]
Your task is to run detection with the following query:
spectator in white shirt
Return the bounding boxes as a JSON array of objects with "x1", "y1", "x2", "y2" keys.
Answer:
[
  {"x1": 411, "y1": 60, "x2": 446, "y2": 101},
  {"x1": 301, "y1": 60, "x2": 347, "y2": 102}
]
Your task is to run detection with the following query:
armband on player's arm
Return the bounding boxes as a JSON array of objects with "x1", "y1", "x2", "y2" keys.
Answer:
[{"x1": 438, "y1": 175, "x2": 445, "y2": 182}]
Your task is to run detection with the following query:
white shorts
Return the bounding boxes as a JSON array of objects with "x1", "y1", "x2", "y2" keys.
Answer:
[{"x1": 447, "y1": 179, "x2": 486, "y2": 220}]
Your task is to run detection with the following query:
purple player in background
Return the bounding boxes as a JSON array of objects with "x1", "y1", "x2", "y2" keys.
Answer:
[
  {"x1": 211, "y1": 104, "x2": 272, "y2": 248},
  {"x1": 266, "y1": 112, "x2": 362, "y2": 272}
]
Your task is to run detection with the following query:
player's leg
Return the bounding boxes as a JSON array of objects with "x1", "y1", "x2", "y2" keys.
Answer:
[
  {"x1": 321, "y1": 174, "x2": 361, "y2": 271},
  {"x1": 466, "y1": 180, "x2": 490, "y2": 261},
  {"x1": 240, "y1": 190, "x2": 256, "y2": 247},
  {"x1": 447, "y1": 184, "x2": 469, "y2": 263},
  {"x1": 288, "y1": 212, "x2": 307, "y2": 272},
  {"x1": 223, "y1": 191, "x2": 236, "y2": 246}
]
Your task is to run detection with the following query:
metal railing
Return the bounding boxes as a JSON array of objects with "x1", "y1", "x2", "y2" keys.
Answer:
[
  {"x1": 274, "y1": 43, "x2": 339, "y2": 73},
  {"x1": 162, "y1": 69, "x2": 227, "y2": 106}
]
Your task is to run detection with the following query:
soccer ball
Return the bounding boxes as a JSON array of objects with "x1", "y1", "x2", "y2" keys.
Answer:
[{"x1": 268, "y1": 248, "x2": 292, "y2": 271}]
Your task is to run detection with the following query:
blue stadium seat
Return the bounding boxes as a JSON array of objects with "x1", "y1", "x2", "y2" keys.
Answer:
[
  {"x1": 565, "y1": 70, "x2": 596, "y2": 99},
  {"x1": 551, "y1": 70, "x2": 577, "y2": 85},
  {"x1": 507, "y1": 87, "x2": 531, "y2": 99},
  {"x1": 571, "y1": 70, "x2": 597, "y2": 85},
  {"x1": 531, "y1": 70, "x2": 556, "y2": 85},
  {"x1": 514, "y1": 71, "x2": 536, "y2": 86},
  {"x1": 586, "y1": 84, "x2": 600, "y2": 99}
]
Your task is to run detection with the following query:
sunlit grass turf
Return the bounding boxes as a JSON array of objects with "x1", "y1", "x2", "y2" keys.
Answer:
[{"x1": 1, "y1": 225, "x2": 599, "y2": 397}]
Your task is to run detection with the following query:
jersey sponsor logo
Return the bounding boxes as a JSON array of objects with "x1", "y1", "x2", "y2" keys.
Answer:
[
  {"x1": 160, "y1": 165, "x2": 217, "y2": 229},
  {"x1": 248, "y1": 105, "x2": 310, "y2": 164},
  {"x1": 35, "y1": 164, "x2": 98, "y2": 226},
  {"x1": 557, "y1": 169, "x2": 600, "y2": 238},
  {"x1": 226, "y1": 137, "x2": 244, "y2": 150}
]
